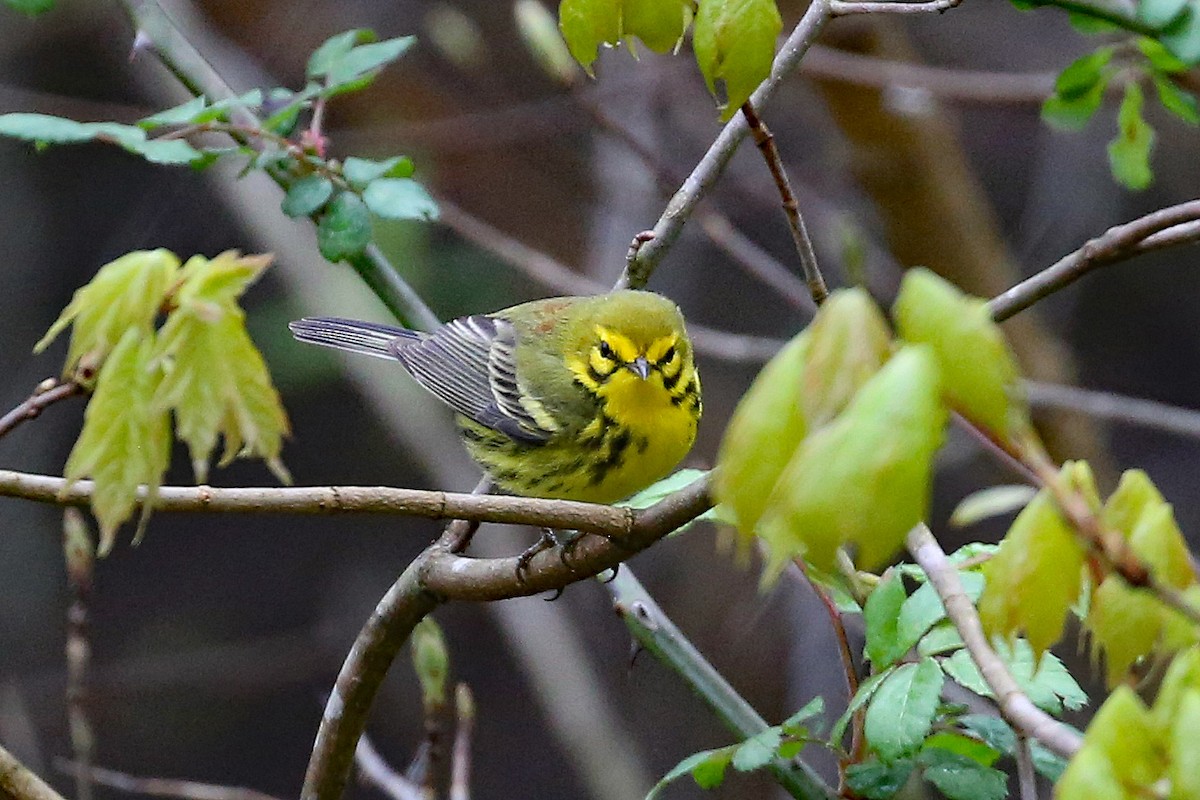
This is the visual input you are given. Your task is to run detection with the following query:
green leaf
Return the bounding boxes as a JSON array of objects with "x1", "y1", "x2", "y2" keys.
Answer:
[
  {"x1": 917, "y1": 622, "x2": 964, "y2": 657},
  {"x1": 950, "y1": 485, "x2": 1037, "y2": 527},
  {"x1": 897, "y1": 573, "x2": 984, "y2": 657},
  {"x1": 799, "y1": 288, "x2": 892, "y2": 429},
  {"x1": 4, "y1": 0, "x2": 56, "y2": 14},
  {"x1": 316, "y1": 192, "x2": 373, "y2": 262},
  {"x1": 362, "y1": 177, "x2": 440, "y2": 220},
  {"x1": 1081, "y1": 687, "x2": 1164, "y2": 789},
  {"x1": 1168, "y1": 691, "x2": 1200, "y2": 797},
  {"x1": 0, "y1": 113, "x2": 141, "y2": 145},
  {"x1": 281, "y1": 175, "x2": 335, "y2": 218},
  {"x1": 919, "y1": 749, "x2": 1007, "y2": 800},
  {"x1": 1129, "y1": 501, "x2": 1196, "y2": 588},
  {"x1": 138, "y1": 96, "x2": 209, "y2": 129},
  {"x1": 1066, "y1": 9, "x2": 1122, "y2": 32},
  {"x1": 1042, "y1": 83, "x2": 1107, "y2": 131},
  {"x1": 1108, "y1": 82, "x2": 1155, "y2": 190},
  {"x1": 991, "y1": 639, "x2": 1087, "y2": 714},
  {"x1": 131, "y1": 138, "x2": 206, "y2": 166},
  {"x1": 941, "y1": 649, "x2": 992, "y2": 697},
  {"x1": 153, "y1": 252, "x2": 289, "y2": 484},
  {"x1": 921, "y1": 731, "x2": 1000, "y2": 767},
  {"x1": 559, "y1": 0, "x2": 621, "y2": 73},
  {"x1": 646, "y1": 746, "x2": 735, "y2": 799},
  {"x1": 731, "y1": 726, "x2": 783, "y2": 771},
  {"x1": 693, "y1": 0, "x2": 782, "y2": 120},
  {"x1": 1152, "y1": 73, "x2": 1200, "y2": 123},
  {"x1": 1137, "y1": 36, "x2": 1189, "y2": 73},
  {"x1": 1150, "y1": 644, "x2": 1200, "y2": 727},
  {"x1": 620, "y1": 469, "x2": 716, "y2": 533},
  {"x1": 190, "y1": 89, "x2": 264, "y2": 125},
  {"x1": 865, "y1": 571, "x2": 908, "y2": 669},
  {"x1": 757, "y1": 346, "x2": 946, "y2": 573},
  {"x1": 624, "y1": 0, "x2": 692, "y2": 53},
  {"x1": 864, "y1": 658, "x2": 944, "y2": 762},
  {"x1": 307, "y1": 29, "x2": 377, "y2": 78},
  {"x1": 830, "y1": 667, "x2": 893, "y2": 747},
  {"x1": 893, "y1": 268, "x2": 1025, "y2": 440},
  {"x1": 1055, "y1": 47, "x2": 1115, "y2": 99},
  {"x1": 978, "y1": 480, "x2": 1084, "y2": 655},
  {"x1": 958, "y1": 714, "x2": 1016, "y2": 755},
  {"x1": 342, "y1": 155, "x2": 415, "y2": 187},
  {"x1": 1055, "y1": 746, "x2": 1127, "y2": 800},
  {"x1": 1162, "y1": 5, "x2": 1200, "y2": 65},
  {"x1": 714, "y1": 329, "x2": 809, "y2": 537},
  {"x1": 1030, "y1": 741, "x2": 1069, "y2": 781},
  {"x1": 845, "y1": 759, "x2": 914, "y2": 799},
  {"x1": 36, "y1": 249, "x2": 180, "y2": 375},
  {"x1": 63, "y1": 329, "x2": 170, "y2": 554},
  {"x1": 325, "y1": 36, "x2": 416, "y2": 89},
  {"x1": 411, "y1": 617, "x2": 449, "y2": 707},
  {"x1": 1103, "y1": 468, "x2": 1165, "y2": 535},
  {"x1": 1138, "y1": 0, "x2": 1189, "y2": 27},
  {"x1": 781, "y1": 696, "x2": 825, "y2": 734}
]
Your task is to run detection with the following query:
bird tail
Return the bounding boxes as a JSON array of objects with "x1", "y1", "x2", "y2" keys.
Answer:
[{"x1": 288, "y1": 317, "x2": 423, "y2": 361}]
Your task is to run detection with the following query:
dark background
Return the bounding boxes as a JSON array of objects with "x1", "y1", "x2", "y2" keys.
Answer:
[{"x1": 1, "y1": 2, "x2": 1198, "y2": 798}]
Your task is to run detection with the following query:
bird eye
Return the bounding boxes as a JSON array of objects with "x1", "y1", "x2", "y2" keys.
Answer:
[
  {"x1": 598, "y1": 340, "x2": 616, "y2": 361},
  {"x1": 661, "y1": 345, "x2": 677, "y2": 364}
]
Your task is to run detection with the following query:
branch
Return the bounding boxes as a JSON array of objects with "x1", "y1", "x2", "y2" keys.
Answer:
[
  {"x1": 54, "y1": 762, "x2": 282, "y2": 800},
  {"x1": 606, "y1": 569, "x2": 835, "y2": 800},
  {"x1": 353, "y1": 734, "x2": 423, "y2": 800},
  {"x1": 63, "y1": 509, "x2": 95, "y2": 800},
  {"x1": 989, "y1": 200, "x2": 1200, "y2": 322},
  {"x1": 0, "y1": 379, "x2": 82, "y2": 440},
  {"x1": 740, "y1": 102, "x2": 828, "y2": 306},
  {"x1": 830, "y1": 0, "x2": 963, "y2": 14},
  {"x1": 0, "y1": 745, "x2": 67, "y2": 800},
  {"x1": 1026, "y1": 380, "x2": 1200, "y2": 442},
  {"x1": 904, "y1": 525, "x2": 1083, "y2": 759},
  {"x1": 619, "y1": 0, "x2": 833, "y2": 289},
  {"x1": 449, "y1": 684, "x2": 473, "y2": 800}
]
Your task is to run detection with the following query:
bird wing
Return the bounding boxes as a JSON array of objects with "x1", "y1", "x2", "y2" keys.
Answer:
[{"x1": 394, "y1": 315, "x2": 554, "y2": 444}]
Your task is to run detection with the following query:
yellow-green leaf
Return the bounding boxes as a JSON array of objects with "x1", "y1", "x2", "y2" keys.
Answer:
[
  {"x1": 978, "y1": 482, "x2": 1084, "y2": 656},
  {"x1": 1054, "y1": 744, "x2": 1127, "y2": 800},
  {"x1": 36, "y1": 249, "x2": 180, "y2": 377},
  {"x1": 800, "y1": 288, "x2": 891, "y2": 429},
  {"x1": 624, "y1": 0, "x2": 692, "y2": 53},
  {"x1": 1168, "y1": 692, "x2": 1200, "y2": 797},
  {"x1": 1129, "y1": 502, "x2": 1195, "y2": 590},
  {"x1": 1085, "y1": 687, "x2": 1166, "y2": 790},
  {"x1": 693, "y1": 0, "x2": 781, "y2": 120},
  {"x1": 1102, "y1": 468, "x2": 1164, "y2": 537},
  {"x1": 1151, "y1": 645, "x2": 1200, "y2": 731},
  {"x1": 1088, "y1": 576, "x2": 1163, "y2": 687},
  {"x1": 714, "y1": 330, "x2": 809, "y2": 537},
  {"x1": 893, "y1": 268, "x2": 1026, "y2": 441},
  {"x1": 63, "y1": 328, "x2": 171, "y2": 554},
  {"x1": 411, "y1": 617, "x2": 450, "y2": 707},
  {"x1": 559, "y1": 0, "x2": 621, "y2": 72},
  {"x1": 757, "y1": 345, "x2": 945, "y2": 574}
]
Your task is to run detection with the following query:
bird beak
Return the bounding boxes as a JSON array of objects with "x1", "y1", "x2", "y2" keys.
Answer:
[{"x1": 629, "y1": 356, "x2": 651, "y2": 380}]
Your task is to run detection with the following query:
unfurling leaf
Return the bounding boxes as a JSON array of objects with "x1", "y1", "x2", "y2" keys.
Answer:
[
  {"x1": 757, "y1": 346, "x2": 946, "y2": 573},
  {"x1": 893, "y1": 268, "x2": 1026, "y2": 441},
  {"x1": 411, "y1": 617, "x2": 450, "y2": 707},
  {"x1": 1108, "y1": 82, "x2": 1155, "y2": 190},
  {"x1": 714, "y1": 330, "x2": 809, "y2": 536},
  {"x1": 978, "y1": 470, "x2": 1084, "y2": 656},
  {"x1": 153, "y1": 252, "x2": 289, "y2": 483},
  {"x1": 693, "y1": 0, "x2": 782, "y2": 120},
  {"x1": 63, "y1": 329, "x2": 170, "y2": 554},
  {"x1": 800, "y1": 289, "x2": 891, "y2": 428},
  {"x1": 36, "y1": 249, "x2": 180, "y2": 377}
]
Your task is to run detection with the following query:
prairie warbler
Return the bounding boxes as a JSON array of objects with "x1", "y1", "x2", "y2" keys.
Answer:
[{"x1": 289, "y1": 291, "x2": 701, "y2": 503}]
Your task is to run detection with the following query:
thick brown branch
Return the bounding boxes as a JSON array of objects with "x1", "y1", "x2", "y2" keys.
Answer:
[
  {"x1": 905, "y1": 525, "x2": 1083, "y2": 759},
  {"x1": 989, "y1": 200, "x2": 1200, "y2": 322}
]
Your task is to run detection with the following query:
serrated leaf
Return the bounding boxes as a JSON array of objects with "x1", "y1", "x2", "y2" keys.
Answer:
[
  {"x1": 830, "y1": 667, "x2": 893, "y2": 747},
  {"x1": 63, "y1": 329, "x2": 170, "y2": 554},
  {"x1": 731, "y1": 726, "x2": 783, "y2": 771},
  {"x1": 799, "y1": 288, "x2": 891, "y2": 429},
  {"x1": 714, "y1": 330, "x2": 809, "y2": 537},
  {"x1": 1088, "y1": 575, "x2": 1164, "y2": 686},
  {"x1": 281, "y1": 175, "x2": 334, "y2": 218},
  {"x1": 308, "y1": 29, "x2": 377, "y2": 79},
  {"x1": 1152, "y1": 73, "x2": 1200, "y2": 123},
  {"x1": 1108, "y1": 82, "x2": 1155, "y2": 190},
  {"x1": 865, "y1": 571, "x2": 908, "y2": 668},
  {"x1": 693, "y1": 0, "x2": 782, "y2": 120},
  {"x1": 316, "y1": 192, "x2": 373, "y2": 262},
  {"x1": 191, "y1": 90, "x2": 264, "y2": 125},
  {"x1": 757, "y1": 346, "x2": 946, "y2": 573},
  {"x1": 864, "y1": 658, "x2": 944, "y2": 762},
  {"x1": 950, "y1": 485, "x2": 1037, "y2": 527},
  {"x1": 781, "y1": 696, "x2": 824, "y2": 733},
  {"x1": 941, "y1": 649, "x2": 992, "y2": 698},
  {"x1": 978, "y1": 481, "x2": 1084, "y2": 655},
  {"x1": 342, "y1": 155, "x2": 415, "y2": 187},
  {"x1": 36, "y1": 249, "x2": 180, "y2": 375},
  {"x1": 153, "y1": 252, "x2": 289, "y2": 483},
  {"x1": 919, "y1": 750, "x2": 1007, "y2": 800},
  {"x1": 894, "y1": 268, "x2": 1025, "y2": 440},
  {"x1": 645, "y1": 746, "x2": 735, "y2": 799},
  {"x1": 362, "y1": 177, "x2": 439, "y2": 220},
  {"x1": 559, "y1": 0, "x2": 620, "y2": 72},
  {"x1": 958, "y1": 715, "x2": 1016, "y2": 755},
  {"x1": 845, "y1": 758, "x2": 915, "y2": 799}
]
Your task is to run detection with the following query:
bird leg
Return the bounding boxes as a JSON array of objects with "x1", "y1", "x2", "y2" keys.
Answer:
[{"x1": 515, "y1": 528, "x2": 578, "y2": 581}]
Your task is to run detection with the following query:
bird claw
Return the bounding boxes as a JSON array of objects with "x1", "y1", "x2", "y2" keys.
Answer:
[
  {"x1": 599, "y1": 563, "x2": 621, "y2": 583},
  {"x1": 516, "y1": 528, "x2": 578, "y2": 582}
]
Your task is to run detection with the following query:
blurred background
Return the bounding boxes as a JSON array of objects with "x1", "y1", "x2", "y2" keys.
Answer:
[{"x1": 1, "y1": 1, "x2": 1198, "y2": 797}]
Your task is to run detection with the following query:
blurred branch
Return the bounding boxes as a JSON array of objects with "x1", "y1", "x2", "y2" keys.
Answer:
[
  {"x1": 830, "y1": 0, "x2": 963, "y2": 14},
  {"x1": 0, "y1": 745, "x2": 66, "y2": 800},
  {"x1": 989, "y1": 200, "x2": 1200, "y2": 322},
  {"x1": 620, "y1": 0, "x2": 833, "y2": 288},
  {"x1": 904, "y1": 525, "x2": 1083, "y2": 759},
  {"x1": 1026, "y1": 380, "x2": 1200, "y2": 441},
  {"x1": 62, "y1": 509, "x2": 95, "y2": 800},
  {"x1": 436, "y1": 197, "x2": 786, "y2": 362},
  {"x1": 1015, "y1": 736, "x2": 1037, "y2": 800},
  {"x1": 353, "y1": 734, "x2": 423, "y2": 800},
  {"x1": 449, "y1": 684, "x2": 473, "y2": 800},
  {"x1": 0, "y1": 379, "x2": 82, "y2": 441},
  {"x1": 740, "y1": 101, "x2": 828, "y2": 306},
  {"x1": 607, "y1": 568, "x2": 835, "y2": 800},
  {"x1": 54, "y1": 762, "x2": 282, "y2": 800}
]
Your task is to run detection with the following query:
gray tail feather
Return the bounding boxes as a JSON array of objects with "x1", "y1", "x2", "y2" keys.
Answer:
[{"x1": 288, "y1": 317, "x2": 422, "y2": 360}]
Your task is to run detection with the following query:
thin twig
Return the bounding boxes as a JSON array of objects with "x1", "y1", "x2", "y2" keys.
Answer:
[
  {"x1": 1014, "y1": 736, "x2": 1037, "y2": 800},
  {"x1": 54, "y1": 762, "x2": 281, "y2": 800},
  {"x1": 1026, "y1": 380, "x2": 1200, "y2": 441},
  {"x1": 905, "y1": 525, "x2": 1083, "y2": 759},
  {"x1": 830, "y1": 0, "x2": 963, "y2": 14},
  {"x1": 0, "y1": 379, "x2": 82, "y2": 441},
  {"x1": 449, "y1": 684, "x2": 473, "y2": 800},
  {"x1": 435, "y1": 197, "x2": 787, "y2": 362},
  {"x1": 740, "y1": 102, "x2": 828, "y2": 306},
  {"x1": 353, "y1": 734, "x2": 423, "y2": 800},
  {"x1": 605, "y1": 569, "x2": 835, "y2": 800},
  {"x1": 0, "y1": 745, "x2": 67, "y2": 800},
  {"x1": 62, "y1": 509, "x2": 95, "y2": 800},
  {"x1": 620, "y1": 0, "x2": 833, "y2": 289},
  {"x1": 989, "y1": 200, "x2": 1200, "y2": 322}
]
